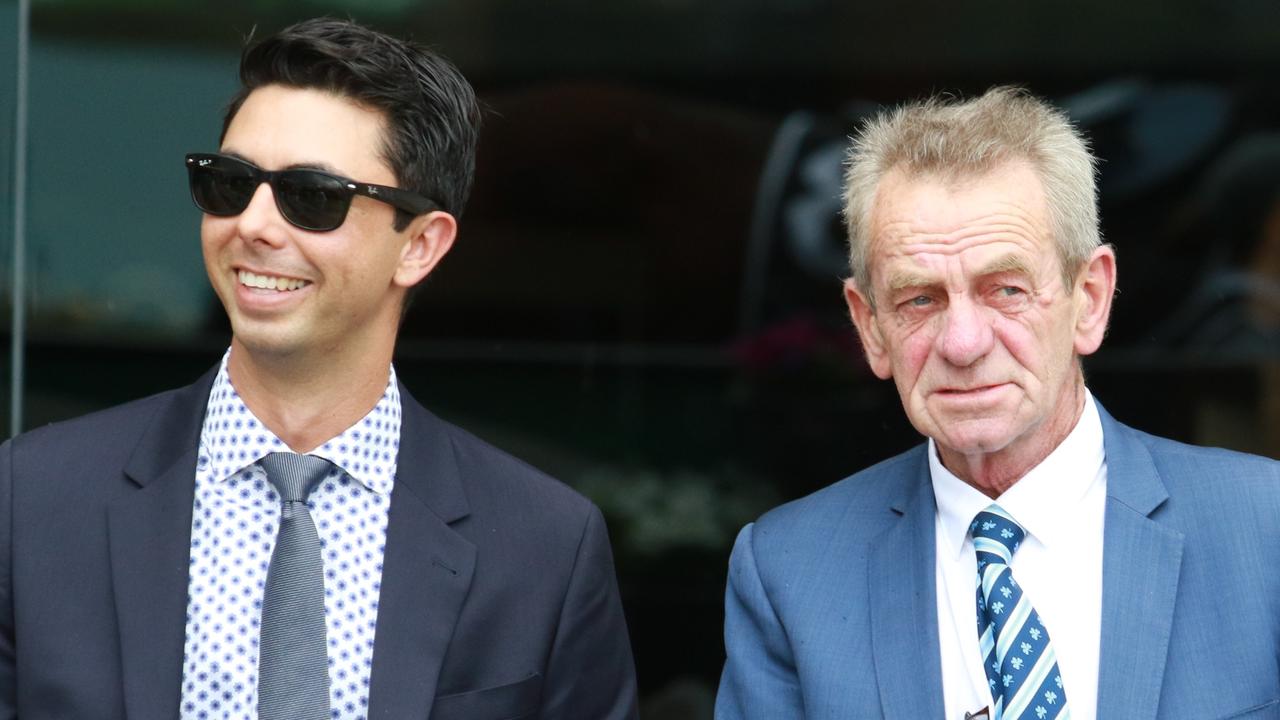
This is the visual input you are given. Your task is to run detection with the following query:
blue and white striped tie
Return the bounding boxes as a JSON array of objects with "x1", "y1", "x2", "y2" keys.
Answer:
[{"x1": 972, "y1": 504, "x2": 1071, "y2": 720}]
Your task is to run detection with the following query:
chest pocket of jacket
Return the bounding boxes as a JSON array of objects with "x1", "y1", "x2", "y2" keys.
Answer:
[
  {"x1": 1214, "y1": 698, "x2": 1280, "y2": 720},
  {"x1": 430, "y1": 672, "x2": 541, "y2": 720}
]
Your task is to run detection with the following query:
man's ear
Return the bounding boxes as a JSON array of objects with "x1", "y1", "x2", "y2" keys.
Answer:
[
  {"x1": 394, "y1": 211, "x2": 457, "y2": 288},
  {"x1": 844, "y1": 278, "x2": 893, "y2": 379},
  {"x1": 1072, "y1": 245, "x2": 1117, "y2": 356}
]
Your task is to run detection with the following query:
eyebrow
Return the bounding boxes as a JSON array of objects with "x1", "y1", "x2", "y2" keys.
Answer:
[
  {"x1": 885, "y1": 270, "x2": 937, "y2": 294},
  {"x1": 975, "y1": 254, "x2": 1036, "y2": 279},
  {"x1": 882, "y1": 253, "x2": 1036, "y2": 294}
]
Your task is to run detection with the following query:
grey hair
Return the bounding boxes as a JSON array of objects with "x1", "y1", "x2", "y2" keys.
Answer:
[{"x1": 842, "y1": 86, "x2": 1100, "y2": 298}]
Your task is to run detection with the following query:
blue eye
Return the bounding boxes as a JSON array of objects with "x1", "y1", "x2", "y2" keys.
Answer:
[{"x1": 909, "y1": 296, "x2": 932, "y2": 307}]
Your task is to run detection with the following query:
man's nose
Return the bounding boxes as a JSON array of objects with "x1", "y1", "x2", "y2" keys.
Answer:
[
  {"x1": 934, "y1": 296, "x2": 995, "y2": 367},
  {"x1": 235, "y1": 182, "x2": 289, "y2": 246}
]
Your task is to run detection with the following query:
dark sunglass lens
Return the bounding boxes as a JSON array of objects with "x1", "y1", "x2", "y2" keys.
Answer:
[
  {"x1": 190, "y1": 159, "x2": 258, "y2": 216},
  {"x1": 275, "y1": 171, "x2": 352, "y2": 231}
]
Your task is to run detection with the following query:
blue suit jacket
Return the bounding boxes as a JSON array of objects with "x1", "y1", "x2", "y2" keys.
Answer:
[
  {"x1": 716, "y1": 404, "x2": 1280, "y2": 719},
  {"x1": 0, "y1": 367, "x2": 638, "y2": 720}
]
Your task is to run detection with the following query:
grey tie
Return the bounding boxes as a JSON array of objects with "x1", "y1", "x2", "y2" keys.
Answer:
[{"x1": 257, "y1": 452, "x2": 332, "y2": 720}]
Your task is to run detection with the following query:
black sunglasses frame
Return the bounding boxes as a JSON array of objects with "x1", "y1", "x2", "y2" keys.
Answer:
[{"x1": 185, "y1": 153, "x2": 440, "y2": 232}]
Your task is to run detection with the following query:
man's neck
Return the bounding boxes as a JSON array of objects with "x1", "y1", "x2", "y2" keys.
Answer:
[
  {"x1": 939, "y1": 379, "x2": 1087, "y2": 498},
  {"x1": 226, "y1": 339, "x2": 395, "y2": 453}
]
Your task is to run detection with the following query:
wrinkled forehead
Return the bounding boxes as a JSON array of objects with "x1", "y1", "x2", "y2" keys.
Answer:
[
  {"x1": 865, "y1": 161, "x2": 1055, "y2": 282},
  {"x1": 882, "y1": 253, "x2": 1039, "y2": 295}
]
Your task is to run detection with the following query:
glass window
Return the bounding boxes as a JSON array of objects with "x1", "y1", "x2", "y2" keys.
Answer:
[{"x1": 15, "y1": 4, "x2": 1280, "y2": 716}]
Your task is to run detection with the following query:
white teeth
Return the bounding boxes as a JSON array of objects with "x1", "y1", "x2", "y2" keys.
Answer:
[{"x1": 238, "y1": 270, "x2": 310, "y2": 291}]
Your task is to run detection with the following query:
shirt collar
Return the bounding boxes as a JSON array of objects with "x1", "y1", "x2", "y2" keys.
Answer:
[
  {"x1": 932, "y1": 390, "x2": 1105, "y2": 560},
  {"x1": 198, "y1": 350, "x2": 401, "y2": 494}
]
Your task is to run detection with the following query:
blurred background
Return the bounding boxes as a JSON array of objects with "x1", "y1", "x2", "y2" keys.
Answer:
[{"x1": 3, "y1": 1, "x2": 1279, "y2": 716}]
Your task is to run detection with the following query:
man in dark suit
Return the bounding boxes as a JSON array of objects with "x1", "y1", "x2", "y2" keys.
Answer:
[
  {"x1": 716, "y1": 87, "x2": 1280, "y2": 719},
  {"x1": 0, "y1": 18, "x2": 637, "y2": 720}
]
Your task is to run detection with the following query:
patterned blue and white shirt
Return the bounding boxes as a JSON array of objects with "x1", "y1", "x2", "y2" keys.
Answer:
[{"x1": 179, "y1": 350, "x2": 401, "y2": 719}]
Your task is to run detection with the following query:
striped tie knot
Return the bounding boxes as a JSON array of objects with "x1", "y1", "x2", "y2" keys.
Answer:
[{"x1": 972, "y1": 505, "x2": 1025, "y2": 567}]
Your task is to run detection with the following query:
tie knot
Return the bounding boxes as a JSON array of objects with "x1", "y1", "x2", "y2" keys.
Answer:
[
  {"x1": 259, "y1": 452, "x2": 333, "y2": 503},
  {"x1": 970, "y1": 504, "x2": 1025, "y2": 563}
]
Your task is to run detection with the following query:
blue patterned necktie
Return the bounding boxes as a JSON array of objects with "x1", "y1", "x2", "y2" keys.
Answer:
[{"x1": 972, "y1": 504, "x2": 1071, "y2": 720}]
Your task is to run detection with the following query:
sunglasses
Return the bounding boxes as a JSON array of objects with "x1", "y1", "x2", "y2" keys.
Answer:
[{"x1": 185, "y1": 153, "x2": 439, "y2": 232}]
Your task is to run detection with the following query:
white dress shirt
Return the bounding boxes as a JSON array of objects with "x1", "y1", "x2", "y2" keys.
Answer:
[
  {"x1": 180, "y1": 350, "x2": 400, "y2": 719},
  {"x1": 933, "y1": 393, "x2": 1107, "y2": 720}
]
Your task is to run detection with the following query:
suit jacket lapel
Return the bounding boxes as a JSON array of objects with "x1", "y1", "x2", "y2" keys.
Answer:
[
  {"x1": 109, "y1": 368, "x2": 215, "y2": 720},
  {"x1": 366, "y1": 386, "x2": 476, "y2": 719},
  {"x1": 1095, "y1": 406, "x2": 1184, "y2": 720},
  {"x1": 868, "y1": 451, "x2": 946, "y2": 719}
]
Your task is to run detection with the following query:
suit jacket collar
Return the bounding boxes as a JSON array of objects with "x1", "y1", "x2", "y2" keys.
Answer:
[
  {"x1": 365, "y1": 383, "x2": 477, "y2": 719},
  {"x1": 1095, "y1": 404, "x2": 1183, "y2": 720},
  {"x1": 112, "y1": 365, "x2": 216, "y2": 720},
  {"x1": 385, "y1": 381, "x2": 470, "y2": 523},
  {"x1": 870, "y1": 403, "x2": 1182, "y2": 719},
  {"x1": 108, "y1": 369, "x2": 478, "y2": 720},
  {"x1": 868, "y1": 447, "x2": 947, "y2": 719}
]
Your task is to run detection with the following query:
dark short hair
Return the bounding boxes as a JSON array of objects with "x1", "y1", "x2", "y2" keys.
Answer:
[{"x1": 221, "y1": 17, "x2": 481, "y2": 230}]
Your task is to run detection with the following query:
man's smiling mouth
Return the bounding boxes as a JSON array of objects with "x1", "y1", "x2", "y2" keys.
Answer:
[{"x1": 238, "y1": 270, "x2": 311, "y2": 292}]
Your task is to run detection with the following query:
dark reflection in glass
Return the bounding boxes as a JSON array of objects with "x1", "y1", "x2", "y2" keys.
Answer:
[{"x1": 0, "y1": 0, "x2": 21, "y2": 439}]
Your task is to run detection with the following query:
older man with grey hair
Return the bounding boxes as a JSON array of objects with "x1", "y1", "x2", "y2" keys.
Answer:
[{"x1": 715, "y1": 86, "x2": 1280, "y2": 720}]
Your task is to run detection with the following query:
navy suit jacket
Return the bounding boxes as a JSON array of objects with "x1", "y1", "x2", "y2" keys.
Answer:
[
  {"x1": 0, "y1": 367, "x2": 638, "y2": 719},
  {"x1": 716, "y1": 403, "x2": 1280, "y2": 719}
]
